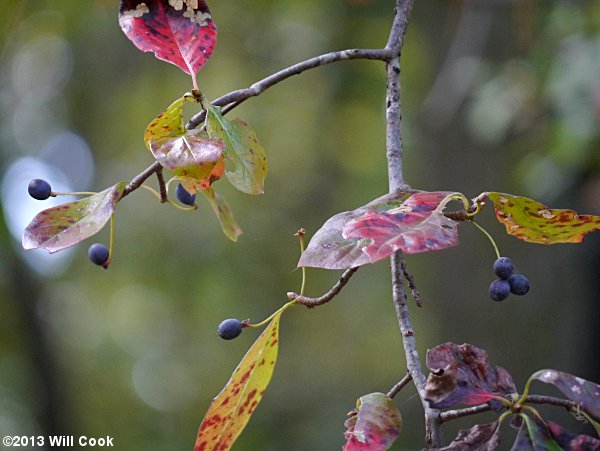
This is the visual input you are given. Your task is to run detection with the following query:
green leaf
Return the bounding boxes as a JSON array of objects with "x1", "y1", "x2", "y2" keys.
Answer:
[
  {"x1": 487, "y1": 192, "x2": 600, "y2": 244},
  {"x1": 527, "y1": 369, "x2": 600, "y2": 420},
  {"x1": 201, "y1": 187, "x2": 242, "y2": 242},
  {"x1": 343, "y1": 393, "x2": 402, "y2": 450},
  {"x1": 206, "y1": 104, "x2": 267, "y2": 195},
  {"x1": 22, "y1": 182, "x2": 126, "y2": 253},
  {"x1": 143, "y1": 93, "x2": 197, "y2": 148},
  {"x1": 194, "y1": 313, "x2": 282, "y2": 451}
]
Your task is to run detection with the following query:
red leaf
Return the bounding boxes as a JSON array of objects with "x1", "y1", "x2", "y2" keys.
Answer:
[{"x1": 119, "y1": 0, "x2": 217, "y2": 78}]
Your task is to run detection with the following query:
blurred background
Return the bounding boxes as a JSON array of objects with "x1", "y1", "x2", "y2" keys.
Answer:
[{"x1": 1, "y1": 0, "x2": 599, "y2": 449}]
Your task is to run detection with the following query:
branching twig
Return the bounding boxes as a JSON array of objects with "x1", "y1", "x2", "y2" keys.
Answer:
[
  {"x1": 187, "y1": 48, "x2": 391, "y2": 129},
  {"x1": 287, "y1": 267, "x2": 358, "y2": 308},
  {"x1": 439, "y1": 403, "x2": 493, "y2": 423},
  {"x1": 122, "y1": 161, "x2": 162, "y2": 199},
  {"x1": 387, "y1": 371, "x2": 413, "y2": 399},
  {"x1": 401, "y1": 260, "x2": 423, "y2": 307}
]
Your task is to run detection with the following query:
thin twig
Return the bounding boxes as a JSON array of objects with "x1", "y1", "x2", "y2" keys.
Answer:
[
  {"x1": 122, "y1": 161, "x2": 162, "y2": 199},
  {"x1": 387, "y1": 372, "x2": 413, "y2": 399},
  {"x1": 401, "y1": 260, "x2": 422, "y2": 307},
  {"x1": 287, "y1": 267, "x2": 358, "y2": 308},
  {"x1": 187, "y1": 48, "x2": 391, "y2": 129},
  {"x1": 439, "y1": 403, "x2": 493, "y2": 423},
  {"x1": 156, "y1": 166, "x2": 168, "y2": 203}
]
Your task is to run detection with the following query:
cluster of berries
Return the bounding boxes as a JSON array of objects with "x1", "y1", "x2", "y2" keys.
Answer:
[{"x1": 489, "y1": 257, "x2": 529, "y2": 302}]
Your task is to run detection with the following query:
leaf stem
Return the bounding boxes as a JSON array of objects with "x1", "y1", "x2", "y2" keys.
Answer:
[
  {"x1": 471, "y1": 220, "x2": 501, "y2": 259},
  {"x1": 52, "y1": 191, "x2": 98, "y2": 197},
  {"x1": 105, "y1": 213, "x2": 115, "y2": 269},
  {"x1": 295, "y1": 228, "x2": 307, "y2": 297},
  {"x1": 245, "y1": 300, "x2": 297, "y2": 329}
]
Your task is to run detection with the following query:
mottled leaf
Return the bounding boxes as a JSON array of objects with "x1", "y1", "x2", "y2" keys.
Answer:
[
  {"x1": 22, "y1": 182, "x2": 126, "y2": 253},
  {"x1": 528, "y1": 370, "x2": 600, "y2": 420},
  {"x1": 487, "y1": 192, "x2": 600, "y2": 244},
  {"x1": 429, "y1": 421, "x2": 501, "y2": 451},
  {"x1": 194, "y1": 313, "x2": 281, "y2": 451},
  {"x1": 144, "y1": 94, "x2": 196, "y2": 148},
  {"x1": 201, "y1": 187, "x2": 242, "y2": 242},
  {"x1": 119, "y1": 0, "x2": 217, "y2": 77},
  {"x1": 342, "y1": 191, "x2": 464, "y2": 263},
  {"x1": 424, "y1": 342, "x2": 517, "y2": 409},
  {"x1": 546, "y1": 420, "x2": 600, "y2": 450},
  {"x1": 298, "y1": 191, "x2": 415, "y2": 269},
  {"x1": 343, "y1": 393, "x2": 402, "y2": 451},
  {"x1": 206, "y1": 104, "x2": 268, "y2": 195},
  {"x1": 149, "y1": 133, "x2": 225, "y2": 190}
]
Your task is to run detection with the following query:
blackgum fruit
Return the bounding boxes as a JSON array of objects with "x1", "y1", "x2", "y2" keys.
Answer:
[
  {"x1": 218, "y1": 318, "x2": 243, "y2": 340},
  {"x1": 88, "y1": 243, "x2": 110, "y2": 267},
  {"x1": 509, "y1": 274, "x2": 530, "y2": 295},
  {"x1": 176, "y1": 183, "x2": 196, "y2": 206},
  {"x1": 489, "y1": 279, "x2": 510, "y2": 302},
  {"x1": 493, "y1": 257, "x2": 515, "y2": 280},
  {"x1": 28, "y1": 179, "x2": 52, "y2": 200}
]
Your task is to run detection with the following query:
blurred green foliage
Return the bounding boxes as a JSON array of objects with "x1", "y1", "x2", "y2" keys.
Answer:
[{"x1": 1, "y1": 1, "x2": 599, "y2": 449}]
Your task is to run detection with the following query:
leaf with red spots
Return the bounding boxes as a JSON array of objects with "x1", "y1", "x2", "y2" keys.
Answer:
[
  {"x1": 22, "y1": 182, "x2": 126, "y2": 253},
  {"x1": 545, "y1": 420, "x2": 600, "y2": 449},
  {"x1": 144, "y1": 95, "x2": 226, "y2": 192},
  {"x1": 194, "y1": 313, "x2": 282, "y2": 451},
  {"x1": 430, "y1": 421, "x2": 501, "y2": 451},
  {"x1": 424, "y1": 342, "x2": 517, "y2": 409},
  {"x1": 206, "y1": 104, "x2": 268, "y2": 195},
  {"x1": 527, "y1": 370, "x2": 600, "y2": 421},
  {"x1": 487, "y1": 192, "x2": 600, "y2": 244},
  {"x1": 343, "y1": 393, "x2": 402, "y2": 450},
  {"x1": 119, "y1": 0, "x2": 217, "y2": 87},
  {"x1": 201, "y1": 187, "x2": 242, "y2": 242}
]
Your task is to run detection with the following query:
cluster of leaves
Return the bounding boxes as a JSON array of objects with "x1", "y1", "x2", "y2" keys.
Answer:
[
  {"x1": 423, "y1": 343, "x2": 600, "y2": 451},
  {"x1": 20, "y1": 1, "x2": 600, "y2": 450},
  {"x1": 22, "y1": 0, "x2": 267, "y2": 257}
]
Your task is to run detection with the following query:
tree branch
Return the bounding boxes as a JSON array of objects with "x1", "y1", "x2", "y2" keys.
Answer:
[
  {"x1": 187, "y1": 48, "x2": 391, "y2": 129},
  {"x1": 385, "y1": 0, "x2": 442, "y2": 447},
  {"x1": 287, "y1": 268, "x2": 358, "y2": 308}
]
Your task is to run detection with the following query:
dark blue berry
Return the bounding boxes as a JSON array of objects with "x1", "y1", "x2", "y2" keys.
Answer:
[
  {"x1": 88, "y1": 243, "x2": 110, "y2": 267},
  {"x1": 176, "y1": 183, "x2": 196, "y2": 206},
  {"x1": 489, "y1": 279, "x2": 510, "y2": 302},
  {"x1": 218, "y1": 319, "x2": 243, "y2": 340},
  {"x1": 28, "y1": 179, "x2": 52, "y2": 200},
  {"x1": 509, "y1": 274, "x2": 530, "y2": 295},
  {"x1": 493, "y1": 257, "x2": 515, "y2": 280}
]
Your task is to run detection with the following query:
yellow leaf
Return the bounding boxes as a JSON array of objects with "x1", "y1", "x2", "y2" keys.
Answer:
[{"x1": 194, "y1": 314, "x2": 281, "y2": 451}]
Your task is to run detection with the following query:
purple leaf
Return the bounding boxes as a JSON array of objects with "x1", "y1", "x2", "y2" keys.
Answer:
[
  {"x1": 119, "y1": 0, "x2": 217, "y2": 77},
  {"x1": 511, "y1": 414, "x2": 562, "y2": 451},
  {"x1": 343, "y1": 393, "x2": 402, "y2": 450},
  {"x1": 546, "y1": 420, "x2": 600, "y2": 450},
  {"x1": 424, "y1": 342, "x2": 517, "y2": 409},
  {"x1": 528, "y1": 370, "x2": 600, "y2": 420},
  {"x1": 429, "y1": 421, "x2": 501, "y2": 451},
  {"x1": 22, "y1": 182, "x2": 126, "y2": 253}
]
